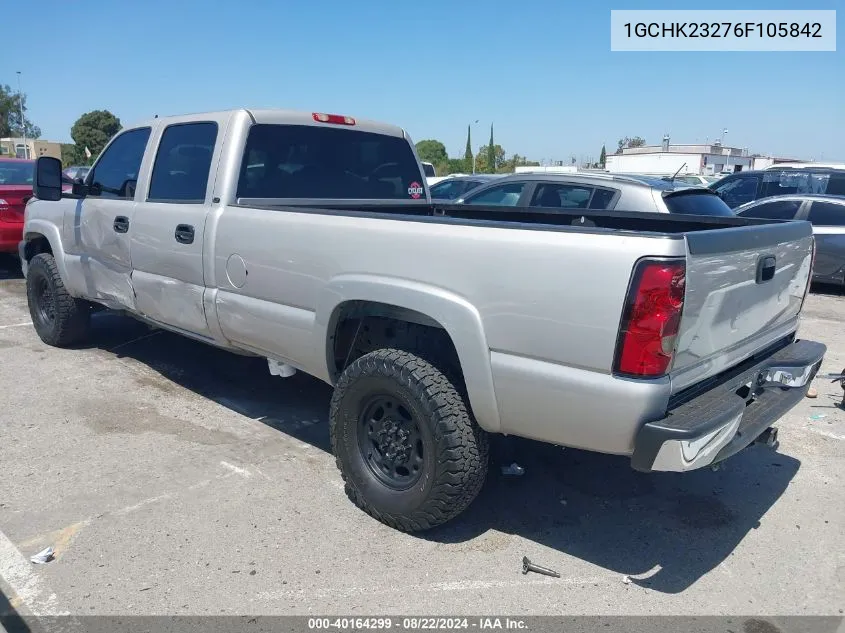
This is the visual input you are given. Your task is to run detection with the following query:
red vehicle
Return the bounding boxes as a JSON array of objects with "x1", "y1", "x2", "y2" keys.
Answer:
[
  {"x1": 0, "y1": 158, "x2": 35, "y2": 254},
  {"x1": 0, "y1": 158, "x2": 72, "y2": 254}
]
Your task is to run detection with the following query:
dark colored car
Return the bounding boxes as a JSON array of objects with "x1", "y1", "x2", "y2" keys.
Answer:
[
  {"x1": 429, "y1": 175, "x2": 503, "y2": 201},
  {"x1": 710, "y1": 168, "x2": 845, "y2": 209},
  {"x1": 735, "y1": 194, "x2": 845, "y2": 285}
]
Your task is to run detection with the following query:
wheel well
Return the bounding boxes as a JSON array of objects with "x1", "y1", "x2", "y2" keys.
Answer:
[
  {"x1": 329, "y1": 301, "x2": 464, "y2": 387},
  {"x1": 23, "y1": 234, "x2": 52, "y2": 261}
]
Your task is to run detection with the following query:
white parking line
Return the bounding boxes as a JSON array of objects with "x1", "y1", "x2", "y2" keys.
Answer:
[
  {"x1": 220, "y1": 460, "x2": 253, "y2": 478},
  {"x1": 0, "y1": 528, "x2": 65, "y2": 616},
  {"x1": 0, "y1": 321, "x2": 32, "y2": 330},
  {"x1": 806, "y1": 428, "x2": 845, "y2": 441}
]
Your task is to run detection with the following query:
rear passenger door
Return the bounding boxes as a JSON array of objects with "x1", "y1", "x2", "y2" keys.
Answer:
[
  {"x1": 529, "y1": 181, "x2": 618, "y2": 210},
  {"x1": 803, "y1": 200, "x2": 845, "y2": 282},
  {"x1": 129, "y1": 117, "x2": 224, "y2": 338}
]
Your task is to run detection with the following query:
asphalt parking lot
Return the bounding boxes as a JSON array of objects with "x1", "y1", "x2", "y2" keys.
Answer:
[{"x1": 0, "y1": 256, "x2": 843, "y2": 618}]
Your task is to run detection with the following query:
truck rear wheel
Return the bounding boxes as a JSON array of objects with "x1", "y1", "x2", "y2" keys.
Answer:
[
  {"x1": 330, "y1": 348, "x2": 489, "y2": 532},
  {"x1": 26, "y1": 253, "x2": 91, "y2": 347}
]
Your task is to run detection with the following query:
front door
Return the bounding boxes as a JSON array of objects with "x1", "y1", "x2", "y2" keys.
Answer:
[
  {"x1": 129, "y1": 119, "x2": 222, "y2": 338},
  {"x1": 65, "y1": 127, "x2": 152, "y2": 309}
]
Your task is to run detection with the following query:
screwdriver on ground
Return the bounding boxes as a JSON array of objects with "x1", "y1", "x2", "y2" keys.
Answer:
[{"x1": 522, "y1": 556, "x2": 560, "y2": 578}]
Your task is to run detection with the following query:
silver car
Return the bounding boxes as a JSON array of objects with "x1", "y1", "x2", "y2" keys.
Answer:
[
  {"x1": 429, "y1": 174, "x2": 503, "y2": 201},
  {"x1": 454, "y1": 172, "x2": 735, "y2": 215},
  {"x1": 735, "y1": 194, "x2": 845, "y2": 285}
]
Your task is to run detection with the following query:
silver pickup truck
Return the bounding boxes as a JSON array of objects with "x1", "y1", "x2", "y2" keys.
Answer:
[{"x1": 21, "y1": 108, "x2": 825, "y2": 532}]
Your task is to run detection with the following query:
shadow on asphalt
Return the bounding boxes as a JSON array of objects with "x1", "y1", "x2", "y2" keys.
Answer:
[
  {"x1": 0, "y1": 255, "x2": 23, "y2": 281},
  {"x1": 0, "y1": 582, "x2": 31, "y2": 633},
  {"x1": 810, "y1": 281, "x2": 844, "y2": 297},
  {"x1": 83, "y1": 311, "x2": 799, "y2": 596}
]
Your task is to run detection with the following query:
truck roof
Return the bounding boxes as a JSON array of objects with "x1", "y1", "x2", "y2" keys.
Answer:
[{"x1": 125, "y1": 108, "x2": 408, "y2": 139}]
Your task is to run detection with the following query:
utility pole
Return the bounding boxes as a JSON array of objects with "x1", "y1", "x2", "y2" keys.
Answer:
[{"x1": 16, "y1": 71, "x2": 27, "y2": 158}]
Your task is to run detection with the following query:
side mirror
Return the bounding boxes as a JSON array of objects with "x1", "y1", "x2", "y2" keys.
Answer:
[{"x1": 33, "y1": 157, "x2": 63, "y2": 202}]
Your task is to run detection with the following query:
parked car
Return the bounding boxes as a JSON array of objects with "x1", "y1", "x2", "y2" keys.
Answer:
[
  {"x1": 710, "y1": 168, "x2": 845, "y2": 209},
  {"x1": 62, "y1": 165, "x2": 91, "y2": 181},
  {"x1": 429, "y1": 174, "x2": 502, "y2": 201},
  {"x1": 0, "y1": 157, "x2": 35, "y2": 253},
  {"x1": 735, "y1": 194, "x2": 845, "y2": 285},
  {"x1": 763, "y1": 162, "x2": 845, "y2": 171},
  {"x1": 454, "y1": 172, "x2": 735, "y2": 216},
  {"x1": 21, "y1": 108, "x2": 824, "y2": 531},
  {"x1": 667, "y1": 174, "x2": 720, "y2": 187}
]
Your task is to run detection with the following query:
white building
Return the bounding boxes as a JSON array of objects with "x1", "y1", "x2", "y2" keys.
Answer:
[
  {"x1": 605, "y1": 140, "x2": 752, "y2": 176},
  {"x1": 0, "y1": 137, "x2": 62, "y2": 160}
]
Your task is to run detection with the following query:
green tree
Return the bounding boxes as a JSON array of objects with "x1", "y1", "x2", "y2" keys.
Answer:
[
  {"x1": 464, "y1": 126, "x2": 472, "y2": 168},
  {"x1": 486, "y1": 124, "x2": 495, "y2": 174},
  {"x1": 616, "y1": 136, "x2": 646, "y2": 154},
  {"x1": 415, "y1": 139, "x2": 448, "y2": 165},
  {"x1": 599, "y1": 144, "x2": 606, "y2": 167},
  {"x1": 474, "y1": 144, "x2": 507, "y2": 173},
  {"x1": 61, "y1": 143, "x2": 85, "y2": 166},
  {"x1": 0, "y1": 84, "x2": 41, "y2": 139},
  {"x1": 503, "y1": 153, "x2": 540, "y2": 173},
  {"x1": 70, "y1": 110, "x2": 122, "y2": 163}
]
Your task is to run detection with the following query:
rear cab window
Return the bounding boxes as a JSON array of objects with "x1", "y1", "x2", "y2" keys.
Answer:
[{"x1": 236, "y1": 124, "x2": 426, "y2": 200}]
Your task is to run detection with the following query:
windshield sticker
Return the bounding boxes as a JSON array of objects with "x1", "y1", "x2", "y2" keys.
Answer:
[{"x1": 407, "y1": 182, "x2": 424, "y2": 199}]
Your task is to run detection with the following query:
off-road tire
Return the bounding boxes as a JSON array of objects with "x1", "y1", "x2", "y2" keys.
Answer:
[
  {"x1": 330, "y1": 348, "x2": 489, "y2": 532},
  {"x1": 26, "y1": 253, "x2": 91, "y2": 347}
]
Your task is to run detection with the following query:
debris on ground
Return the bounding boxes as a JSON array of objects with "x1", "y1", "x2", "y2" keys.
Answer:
[
  {"x1": 30, "y1": 546, "x2": 54, "y2": 565},
  {"x1": 806, "y1": 387, "x2": 818, "y2": 399},
  {"x1": 501, "y1": 462, "x2": 525, "y2": 476},
  {"x1": 809, "y1": 414, "x2": 827, "y2": 421},
  {"x1": 622, "y1": 575, "x2": 632, "y2": 585},
  {"x1": 522, "y1": 556, "x2": 560, "y2": 578}
]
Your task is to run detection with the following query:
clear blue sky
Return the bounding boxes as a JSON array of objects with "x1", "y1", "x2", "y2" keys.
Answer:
[{"x1": 2, "y1": 0, "x2": 843, "y2": 162}]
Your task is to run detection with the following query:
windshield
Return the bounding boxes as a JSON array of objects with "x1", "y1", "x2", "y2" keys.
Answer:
[
  {"x1": 0, "y1": 160, "x2": 34, "y2": 185},
  {"x1": 663, "y1": 191, "x2": 735, "y2": 216}
]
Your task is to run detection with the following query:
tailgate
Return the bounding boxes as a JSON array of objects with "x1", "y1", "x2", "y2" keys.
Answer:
[{"x1": 670, "y1": 220, "x2": 815, "y2": 392}]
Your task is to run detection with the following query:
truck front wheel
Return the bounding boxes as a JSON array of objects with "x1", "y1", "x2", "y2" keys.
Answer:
[
  {"x1": 330, "y1": 348, "x2": 489, "y2": 532},
  {"x1": 26, "y1": 253, "x2": 91, "y2": 347}
]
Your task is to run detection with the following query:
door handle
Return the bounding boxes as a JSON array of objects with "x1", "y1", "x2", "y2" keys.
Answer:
[
  {"x1": 174, "y1": 224, "x2": 195, "y2": 244},
  {"x1": 756, "y1": 255, "x2": 776, "y2": 284},
  {"x1": 113, "y1": 216, "x2": 129, "y2": 233}
]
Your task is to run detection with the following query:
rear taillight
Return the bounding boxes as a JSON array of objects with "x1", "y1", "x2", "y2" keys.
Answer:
[
  {"x1": 312, "y1": 112, "x2": 356, "y2": 125},
  {"x1": 614, "y1": 259, "x2": 686, "y2": 378}
]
